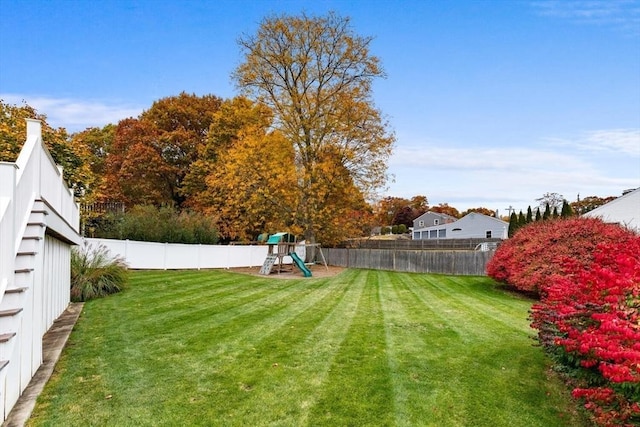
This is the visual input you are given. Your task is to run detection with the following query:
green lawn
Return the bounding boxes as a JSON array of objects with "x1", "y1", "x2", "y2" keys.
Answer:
[{"x1": 28, "y1": 269, "x2": 587, "y2": 426}]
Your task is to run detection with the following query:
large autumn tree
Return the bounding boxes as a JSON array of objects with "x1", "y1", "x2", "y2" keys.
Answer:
[
  {"x1": 183, "y1": 96, "x2": 298, "y2": 241},
  {"x1": 101, "y1": 92, "x2": 221, "y2": 207},
  {"x1": 69, "y1": 124, "x2": 115, "y2": 202},
  {"x1": 233, "y1": 12, "x2": 395, "y2": 244},
  {"x1": 182, "y1": 96, "x2": 274, "y2": 211},
  {"x1": 374, "y1": 195, "x2": 429, "y2": 226},
  {"x1": 571, "y1": 195, "x2": 616, "y2": 215},
  {"x1": 1, "y1": 100, "x2": 93, "y2": 198}
]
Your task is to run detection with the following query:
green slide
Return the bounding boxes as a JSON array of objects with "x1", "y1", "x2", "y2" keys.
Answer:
[{"x1": 289, "y1": 252, "x2": 312, "y2": 277}]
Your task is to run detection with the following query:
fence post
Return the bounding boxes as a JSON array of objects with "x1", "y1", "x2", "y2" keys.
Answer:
[
  {"x1": 393, "y1": 249, "x2": 396, "y2": 271},
  {"x1": 164, "y1": 242, "x2": 168, "y2": 270}
]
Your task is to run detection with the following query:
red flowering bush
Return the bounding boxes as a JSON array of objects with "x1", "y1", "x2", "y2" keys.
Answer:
[
  {"x1": 487, "y1": 218, "x2": 639, "y2": 425},
  {"x1": 530, "y1": 236, "x2": 640, "y2": 426},
  {"x1": 487, "y1": 217, "x2": 636, "y2": 295},
  {"x1": 572, "y1": 387, "x2": 640, "y2": 427}
]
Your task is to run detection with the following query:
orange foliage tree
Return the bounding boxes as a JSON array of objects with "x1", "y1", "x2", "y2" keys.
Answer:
[
  {"x1": 430, "y1": 203, "x2": 460, "y2": 218},
  {"x1": 0, "y1": 100, "x2": 93, "y2": 199},
  {"x1": 460, "y1": 207, "x2": 496, "y2": 217},
  {"x1": 374, "y1": 195, "x2": 429, "y2": 227},
  {"x1": 234, "y1": 12, "x2": 395, "y2": 245}
]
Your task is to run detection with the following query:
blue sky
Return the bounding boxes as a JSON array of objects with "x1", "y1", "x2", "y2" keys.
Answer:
[{"x1": 2, "y1": 0, "x2": 639, "y2": 214}]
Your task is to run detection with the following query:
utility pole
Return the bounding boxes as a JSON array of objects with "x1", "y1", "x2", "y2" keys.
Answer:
[{"x1": 505, "y1": 205, "x2": 515, "y2": 216}]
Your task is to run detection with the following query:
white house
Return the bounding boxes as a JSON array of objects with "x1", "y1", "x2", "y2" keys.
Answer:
[
  {"x1": 412, "y1": 211, "x2": 457, "y2": 230},
  {"x1": 0, "y1": 120, "x2": 81, "y2": 420},
  {"x1": 413, "y1": 212, "x2": 508, "y2": 240},
  {"x1": 583, "y1": 188, "x2": 639, "y2": 233}
]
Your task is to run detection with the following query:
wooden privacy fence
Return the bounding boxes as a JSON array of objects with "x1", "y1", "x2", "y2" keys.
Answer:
[
  {"x1": 325, "y1": 248, "x2": 493, "y2": 276},
  {"x1": 346, "y1": 238, "x2": 503, "y2": 250}
]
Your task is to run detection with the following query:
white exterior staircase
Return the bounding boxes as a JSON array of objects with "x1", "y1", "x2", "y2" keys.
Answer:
[{"x1": 0, "y1": 120, "x2": 81, "y2": 421}]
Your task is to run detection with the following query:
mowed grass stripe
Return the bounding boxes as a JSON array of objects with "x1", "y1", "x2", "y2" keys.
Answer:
[
  {"x1": 408, "y1": 274, "x2": 526, "y2": 342},
  {"x1": 28, "y1": 269, "x2": 588, "y2": 427},
  {"x1": 124, "y1": 270, "x2": 308, "y2": 323},
  {"x1": 41, "y1": 272, "x2": 350, "y2": 426},
  {"x1": 427, "y1": 275, "x2": 534, "y2": 333},
  {"x1": 96, "y1": 274, "x2": 357, "y2": 426},
  {"x1": 382, "y1": 271, "x2": 571, "y2": 426},
  {"x1": 182, "y1": 272, "x2": 353, "y2": 360},
  {"x1": 123, "y1": 271, "x2": 304, "y2": 329},
  {"x1": 307, "y1": 270, "x2": 396, "y2": 426},
  {"x1": 206, "y1": 269, "x2": 369, "y2": 425},
  {"x1": 379, "y1": 269, "x2": 435, "y2": 426}
]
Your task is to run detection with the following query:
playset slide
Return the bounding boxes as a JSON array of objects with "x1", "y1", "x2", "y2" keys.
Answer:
[{"x1": 289, "y1": 252, "x2": 312, "y2": 277}]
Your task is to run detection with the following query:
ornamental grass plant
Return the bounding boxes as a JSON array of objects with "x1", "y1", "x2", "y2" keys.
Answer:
[{"x1": 70, "y1": 242, "x2": 128, "y2": 302}]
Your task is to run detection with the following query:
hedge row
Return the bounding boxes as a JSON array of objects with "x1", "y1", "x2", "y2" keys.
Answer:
[
  {"x1": 487, "y1": 218, "x2": 639, "y2": 426},
  {"x1": 86, "y1": 205, "x2": 219, "y2": 244}
]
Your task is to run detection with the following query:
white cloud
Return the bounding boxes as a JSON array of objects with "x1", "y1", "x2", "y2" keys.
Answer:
[
  {"x1": 1, "y1": 94, "x2": 143, "y2": 132},
  {"x1": 385, "y1": 139, "x2": 639, "y2": 211},
  {"x1": 530, "y1": 0, "x2": 640, "y2": 35},
  {"x1": 545, "y1": 129, "x2": 640, "y2": 157},
  {"x1": 390, "y1": 145, "x2": 591, "y2": 172}
]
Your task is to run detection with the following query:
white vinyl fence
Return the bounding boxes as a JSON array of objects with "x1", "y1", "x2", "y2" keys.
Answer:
[{"x1": 84, "y1": 238, "x2": 305, "y2": 270}]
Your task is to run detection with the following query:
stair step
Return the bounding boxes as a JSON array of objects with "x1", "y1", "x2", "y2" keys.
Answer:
[
  {"x1": 19, "y1": 237, "x2": 43, "y2": 253},
  {"x1": 0, "y1": 360, "x2": 8, "y2": 372},
  {"x1": 4, "y1": 287, "x2": 28, "y2": 294},
  {"x1": 31, "y1": 209, "x2": 48, "y2": 215},
  {"x1": 0, "y1": 308, "x2": 23, "y2": 317},
  {"x1": 27, "y1": 222, "x2": 47, "y2": 227},
  {"x1": 17, "y1": 251, "x2": 37, "y2": 256},
  {"x1": 0, "y1": 332, "x2": 16, "y2": 343},
  {"x1": 14, "y1": 268, "x2": 34, "y2": 274}
]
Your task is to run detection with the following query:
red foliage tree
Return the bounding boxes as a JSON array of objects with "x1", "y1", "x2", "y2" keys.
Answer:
[
  {"x1": 430, "y1": 202, "x2": 460, "y2": 218},
  {"x1": 486, "y1": 217, "x2": 636, "y2": 294}
]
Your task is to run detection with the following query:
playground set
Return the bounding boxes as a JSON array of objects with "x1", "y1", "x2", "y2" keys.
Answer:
[{"x1": 258, "y1": 232, "x2": 327, "y2": 277}]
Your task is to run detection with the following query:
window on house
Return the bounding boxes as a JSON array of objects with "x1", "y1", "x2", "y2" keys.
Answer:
[
  {"x1": 434, "y1": 219, "x2": 439, "y2": 225},
  {"x1": 438, "y1": 229, "x2": 446, "y2": 238},
  {"x1": 486, "y1": 231, "x2": 492, "y2": 238},
  {"x1": 429, "y1": 230, "x2": 437, "y2": 238},
  {"x1": 418, "y1": 220, "x2": 424, "y2": 227}
]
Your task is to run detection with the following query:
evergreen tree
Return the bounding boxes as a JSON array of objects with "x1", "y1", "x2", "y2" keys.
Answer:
[
  {"x1": 542, "y1": 202, "x2": 551, "y2": 220},
  {"x1": 518, "y1": 210, "x2": 526, "y2": 227},
  {"x1": 526, "y1": 206, "x2": 533, "y2": 223},
  {"x1": 508, "y1": 212, "x2": 518, "y2": 237},
  {"x1": 552, "y1": 206, "x2": 559, "y2": 219},
  {"x1": 535, "y1": 209, "x2": 542, "y2": 221},
  {"x1": 561, "y1": 200, "x2": 573, "y2": 218}
]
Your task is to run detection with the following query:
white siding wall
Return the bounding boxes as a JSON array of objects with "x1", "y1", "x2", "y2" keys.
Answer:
[
  {"x1": 412, "y1": 213, "x2": 508, "y2": 240},
  {"x1": 1, "y1": 120, "x2": 79, "y2": 420},
  {"x1": 42, "y1": 236, "x2": 71, "y2": 331}
]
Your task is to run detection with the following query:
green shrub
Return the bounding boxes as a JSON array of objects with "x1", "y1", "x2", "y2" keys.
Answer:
[
  {"x1": 90, "y1": 205, "x2": 219, "y2": 244},
  {"x1": 71, "y1": 243, "x2": 128, "y2": 302}
]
